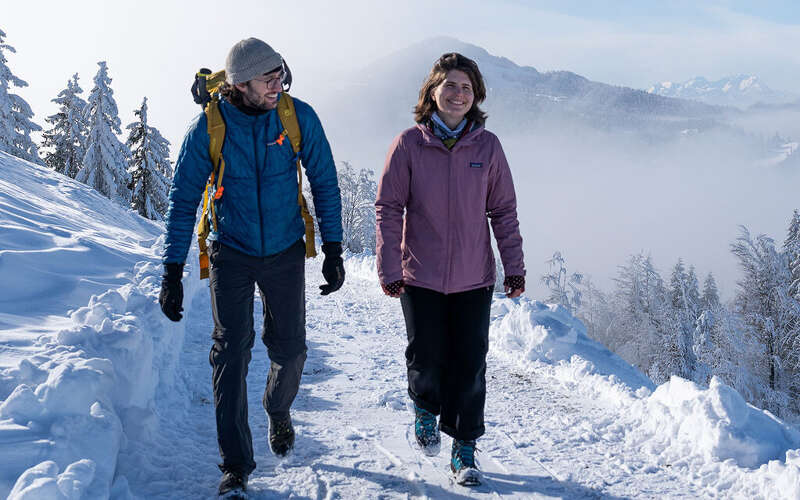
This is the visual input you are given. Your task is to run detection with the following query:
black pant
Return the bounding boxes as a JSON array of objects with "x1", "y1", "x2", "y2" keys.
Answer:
[
  {"x1": 208, "y1": 239, "x2": 307, "y2": 476},
  {"x1": 400, "y1": 284, "x2": 493, "y2": 441}
]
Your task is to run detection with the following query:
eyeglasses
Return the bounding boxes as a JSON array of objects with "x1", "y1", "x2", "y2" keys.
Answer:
[{"x1": 251, "y1": 70, "x2": 286, "y2": 88}]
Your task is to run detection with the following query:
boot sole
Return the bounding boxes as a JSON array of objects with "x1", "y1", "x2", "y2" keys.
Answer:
[
  {"x1": 453, "y1": 466, "x2": 482, "y2": 486},
  {"x1": 218, "y1": 486, "x2": 249, "y2": 499}
]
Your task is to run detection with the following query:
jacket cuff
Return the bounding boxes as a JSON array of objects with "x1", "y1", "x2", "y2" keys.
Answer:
[
  {"x1": 321, "y1": 242, "x2": 343, "y2": 258},
  {"x1": 163, "y1": 263, "x2": 184, "y2": 281}
]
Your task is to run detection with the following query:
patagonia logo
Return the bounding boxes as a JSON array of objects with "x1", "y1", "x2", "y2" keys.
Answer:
[{"x1": 469, "y1": 162, "x2": 483, "y2": 168}]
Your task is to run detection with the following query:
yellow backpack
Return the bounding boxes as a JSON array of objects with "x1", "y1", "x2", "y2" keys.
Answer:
[{"x1": 191, "y1": 68, "x2": 317, "y2": 279}]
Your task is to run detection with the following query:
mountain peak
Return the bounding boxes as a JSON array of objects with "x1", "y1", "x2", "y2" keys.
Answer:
[{"x1": 647, "y1": 74, "x2": 792, "y2": 108}]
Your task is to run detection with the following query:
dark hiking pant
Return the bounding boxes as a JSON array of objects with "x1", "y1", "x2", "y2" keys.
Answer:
[
  {"x1": 208, "y1": 239, "x2": 307, "y2": 475},
  {"x1": 400, "y1": 284, "x2": 493, "y2": 441}
]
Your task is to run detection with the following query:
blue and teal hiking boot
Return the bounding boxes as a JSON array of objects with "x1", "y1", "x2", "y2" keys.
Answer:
[
  {"x1": 413, "y1": 405, "x2": 441, "y2": 456},
  {"x1": 451, "y1": 439, "x2": 482, "y2": 486}
]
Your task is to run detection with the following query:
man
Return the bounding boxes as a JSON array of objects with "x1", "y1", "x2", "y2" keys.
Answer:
[{"x1": 159, "y1": 37, "x2": 344, "y2": 498}]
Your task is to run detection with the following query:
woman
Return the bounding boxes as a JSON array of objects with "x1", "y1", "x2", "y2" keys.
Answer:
[{"x1": 375, "y1": 53, "x2": 525, "y2": 486}]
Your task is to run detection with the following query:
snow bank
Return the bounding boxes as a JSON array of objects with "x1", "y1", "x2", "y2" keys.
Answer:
[
  {"x1": 489, "y1": 297, "x2": 653, "y2": 392},
  {"x1": 489, "y1": 295, "x2": 800, "y2": 498},
  {"x1": 630, "y1": 376, "x2": 800, "y2": 468},
  {"x1": 0, "y1": 240, "x2": 203, "y2": 498},
  {"x1": 0, "y1": 154, "x2": 201, "y2": 498},
  {"x1": 342, "y1": 251, "x2": 377, "y2": 282}
]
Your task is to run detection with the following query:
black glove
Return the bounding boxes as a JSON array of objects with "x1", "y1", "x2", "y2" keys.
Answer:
[
  {"x1": 159, "y1": 263, "x2": 184, "y2": 321},
  {"x1": 319, "y1": 242, "x2": 345, "y2": 295}
]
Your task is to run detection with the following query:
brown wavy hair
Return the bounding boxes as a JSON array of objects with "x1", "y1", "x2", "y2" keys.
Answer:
[
  {"x1": 414, "y1": 52, "x2": 487, "y2": 126},
  {"x1": 219, "y1": 81, "x2": 244, "y2": 107}
]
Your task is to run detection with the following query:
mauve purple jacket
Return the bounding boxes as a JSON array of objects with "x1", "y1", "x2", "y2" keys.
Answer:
[{"x1": 376, "y1": 124, "x2": 525, "y2": 294}]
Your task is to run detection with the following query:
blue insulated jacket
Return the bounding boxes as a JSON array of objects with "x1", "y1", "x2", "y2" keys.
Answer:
[{"x1": 163, "y1": 97, "x2": 342, "y2": 264}]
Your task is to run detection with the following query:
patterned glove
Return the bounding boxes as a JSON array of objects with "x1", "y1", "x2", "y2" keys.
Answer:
[
  {"x1": 503, "y1": 275, "x2": 525, "y2": 293},
  {"x1": 382, "y1": 280, "x2": 405, "y2": 297}
]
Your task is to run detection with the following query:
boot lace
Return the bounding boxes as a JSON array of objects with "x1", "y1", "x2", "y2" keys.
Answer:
[
  {"x1": 415, "y1": 406, "x2": 437, "y2": 439},
  {"x1": 452, "y1": 439, "x2": 477, "y2": 469}
]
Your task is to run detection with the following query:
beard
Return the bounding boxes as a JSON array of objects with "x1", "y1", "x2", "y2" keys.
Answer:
[{"x1": 241, "y1": 83, "x2": 278, "y2": 111}]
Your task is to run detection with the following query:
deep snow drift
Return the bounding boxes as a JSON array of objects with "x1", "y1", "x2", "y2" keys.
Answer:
[{"x1": 1, "y1": 151, "x2": 799, "y2": 498}]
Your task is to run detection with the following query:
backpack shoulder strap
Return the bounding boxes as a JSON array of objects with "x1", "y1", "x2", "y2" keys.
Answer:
[
  {"x1": 196, "y1": 96, "x2": 227, "y2": 279},
  {"x1": 277, "y1": 93, "x2": 317, "y2": 258}
]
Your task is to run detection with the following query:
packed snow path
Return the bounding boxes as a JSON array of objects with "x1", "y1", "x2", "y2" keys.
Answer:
[{"x1": 119, "y1": 258, "x2": 699, "y2": 499}]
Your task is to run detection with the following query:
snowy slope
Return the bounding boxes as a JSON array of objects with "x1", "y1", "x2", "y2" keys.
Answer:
[
  {"x1": 0, "y1": 151, "x2": 162, "y2": 371},
  {"x1": 2, "y1": 152, "x2": 800, "y2": 499}
]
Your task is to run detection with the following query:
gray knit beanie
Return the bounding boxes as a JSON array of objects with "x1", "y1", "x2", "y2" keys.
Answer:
[{"x1": 225, "y1": 38, "x2": 283, "y2": 85}]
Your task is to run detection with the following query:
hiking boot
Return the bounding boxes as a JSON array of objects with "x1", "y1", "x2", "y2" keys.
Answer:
[
  {"x1": 218, "y1": 470, "x2": 248, "y2": 499},
  {"x1": 269, "y1": 415, "x2": 295, "y2": 457},
  {"x1": 451, "y1": 439, "x2": 482, "y2": 486},
  {"x1": 414, "y1": 405, "x2": 441, "y2": 456}
]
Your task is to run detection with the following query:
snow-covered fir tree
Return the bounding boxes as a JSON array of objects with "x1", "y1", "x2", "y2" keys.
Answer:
[
  {"x1": 784, "y1": 209, "x2": 800, "y2": 300},
  {"x1": 42, "y1": 73, "x2": 87, "y2": 178},
  {"x1": 692, "y1": 310, "x2": 715, "y2": 385},
  {"x1": 701, "y1": 272, "x2": 721, "y2": 310},
  {"x1": 686, "y1": 266, "x2": 701, "y2": 316},
  {"x1": 76, "y1": 61, "x2": 131, "y2": 204},
  {"x1": 666, "y1": 259, "x2": 698, "y2": 379},
  {"x1": 0, "y1": 28, "x2": 42, "y2": 164},
  {"x1": 126, "y1": 97, "x2": 171, "y2": 221},
  {"x1": 731, "y1": 226, "x2": 800, "y2": 416},
  {"x1": 609, "y1": 253, "x2": 672, "y2": 377}
]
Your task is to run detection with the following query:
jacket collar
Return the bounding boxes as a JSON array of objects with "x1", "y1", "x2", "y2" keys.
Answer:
[
  {"x1": 219, "y1": 97, "x2": 274, "y2": 126},
  {"x1": 416, "y1": 123, "x2": 484, "y2": 151}
]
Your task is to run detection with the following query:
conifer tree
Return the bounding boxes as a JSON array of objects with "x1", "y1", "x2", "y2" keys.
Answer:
[
  {"x1": 731, "y1": 226, "x2": 799, "y2": 415},
  {"x1": 784, "y1": 209, "x2": 800, "y2": 299},
  {"x1": 686, "y1": 266, "x2": 701, "y2": 316},
  {"x1": 701, "y1": 272, "x2": 721, "y2": 310},
  {"x1": 692, "y1": 310, "x2": 715, "y2": 385},
  {"x1": 76, "y1": 61, "x2": 131, "y2": 204},
  {"x1": 666, "y1": 259, "x2": 696, "y2": 379},
  {"x1": 42, "y1": 73, "x2": 87, "y2": 177},
  {"x1": 126, "y1": 97, "x2": 171, "y2": 220},
  {"x1": 0, "y1": 28, "x2": 42, "y2": 164},
  {"x1": 611, "y1": 253, "x2": 672, "y2": 378}
]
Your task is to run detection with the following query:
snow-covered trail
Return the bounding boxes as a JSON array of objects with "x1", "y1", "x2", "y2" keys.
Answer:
[
  {"x1": 3, "y1": 154, "x2": 798, "y2": 499},
  {"x1": 120, "y1": 258, "x2": 699, "y2": 499}
]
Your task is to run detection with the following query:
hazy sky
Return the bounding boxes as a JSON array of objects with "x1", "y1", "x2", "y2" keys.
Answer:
[{"x1": 3, "y1": 0, "x2": 799, "y2": 152}]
